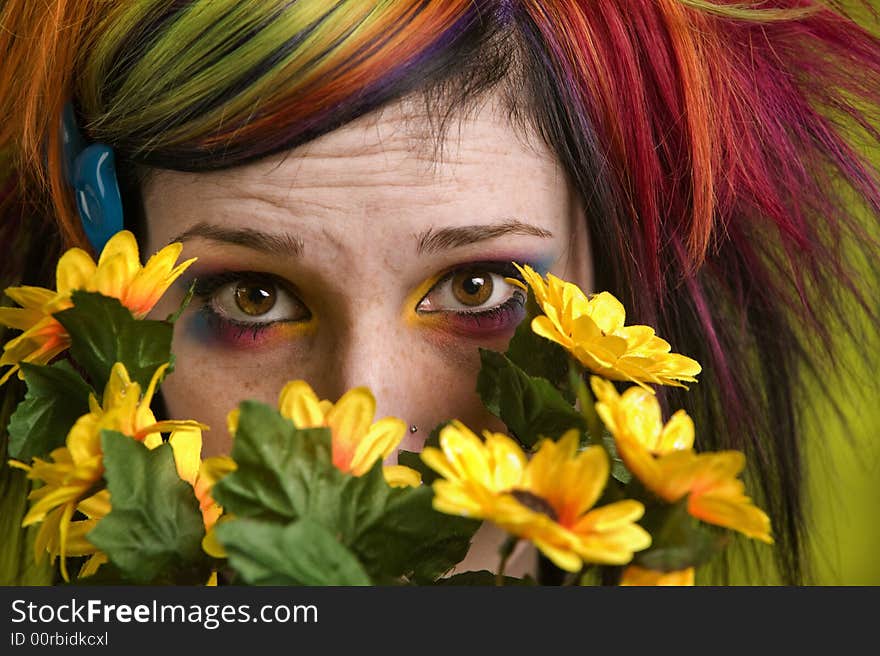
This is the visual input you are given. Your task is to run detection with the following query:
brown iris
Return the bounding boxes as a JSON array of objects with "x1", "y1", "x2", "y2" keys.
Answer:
[
  {"x1": 451, "y1": 269, "x2": 493, "y2": 307},
  {"x1": 233, "y1": 282, "x2": 277, "y2": 316}
]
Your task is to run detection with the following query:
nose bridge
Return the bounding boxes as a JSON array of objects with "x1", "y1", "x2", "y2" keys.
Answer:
[{"x1": 323, "y1": 306, "x2": 416, "y2": 422}]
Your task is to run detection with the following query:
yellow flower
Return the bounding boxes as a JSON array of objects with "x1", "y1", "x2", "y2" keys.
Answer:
[
  {"x1": 229, "y1": 380, "x2": 420, "y2": 487},
  {"x1": 515, "y1": 264, "x2": 701, "y2": 389},
  {"x1": 8, "y1": 362, "x2": 205, "y2": 580},
  {"x1": 168, "y1": 427, "x2": 236, "y2": 562},
  {"x1": 591, "y1": 377, "x2": 773, "y2": 543},
  {"x1": 0, "y1": 230, "x2": 195, "y2": 385},
  {"x1": 591, "y1": 377, "x2": 694, "y2": 454},
  {"x1": 421, "y1": 423, "x2": 651, "y2": 572},
  {"x1": 620, "y1": 565, "x2": 695, "y2": 586}
]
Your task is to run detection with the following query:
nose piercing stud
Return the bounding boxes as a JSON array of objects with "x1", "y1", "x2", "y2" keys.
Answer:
[{"x1": 409, "y1": 425, "x2": 418, "y2": 434}]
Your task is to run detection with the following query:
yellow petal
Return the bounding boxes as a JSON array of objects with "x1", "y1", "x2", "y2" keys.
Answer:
[
  {"x1": 144, "y1": 419, "x2": 207, "y2": 437},
  {"x1": 438, "y1": 422, "x2": 493, "y2": 488},
  {"x1": 78, "y1": 490, "x2": 111, "y2": 519},
  {"x1": 620, "y1": 565, "x2": 695, "y2": 586},
  {"x1": 514, "y1": 264, "x2": 549, "y2": 306},
  {"x1": 552, "y1": 443, "x2": 610, "y2": 523},
  {"x1": 531, "y1": 315, "x2": 570, "y2": 348},
  {"x1": 33, "y1": 506, "x2": 64, "y2": 564},
  {"x1": 0, "y1": 307, "x2": 45, "y2": 331},
  {"x1": 63, "y1": 519, "x2": 101, "y2": 556},
  {"x1": 617, "y1": 325, "x2": 657, "y2": 350},
  {"x1": 382, "y1": 465, "x2": 422, "y2": 488},
  {"x1": 617, "y1": 386, "x2": 665, "y2": 450},
  {"x1": 93, "y1": 252, "x2": 136, "y2": 300},
  {"x1": 58, "y1": 502, "x2": 76, "y2": 582},
  {"x1": 350, "y1": 417, "x2": 406, "y2": 476},
  {"x1": 431, "y1": 481, "x2": 490, "y2": 518},
  {"x1": 647, "y1": 449, "x2": 701, "y2": 501},
  {"x1": 590, "y1": 376, "x2": 619, "y2": 406},
  {"x1": 142, "y1": 362, "x2": 170, "y2": 409},
  {"x1": 123, "y1": 243, "x2": 191, "y2": 313},
  {"x1": 525, "y1": 432, "x2": 586, "y2": 508},
  {"x1": 568, "y1": 314, "x2": 604, "y2": 345},
  {"x1": 103, "y1": 363, "x2": 135, "y2": 408},
  {"x1": 574, "y1": 523, "x2": 652, "y2": 565},
  {"x1": 278, "y1": 380, "x2": 325, "y2": 427},
  {"x1": 199, "y1": 456, "x2": 237, "y2": 487},
  {"x1": 420, "y1": 447, "x2": 459, "y2": 483},
  {"x1": 689, "y1": 493, "x2": 773, "y2": 543},
  {"x1": 169, "y1": 428, "x2": 203, "y2": 485},
  {"x1": 0, "y1": 364, "x2": 21, "y2": 386},
  {"x1": 586, "y1": 291, "x2": 626, "y2": 334},
  {"x1": 580, "y1": 334, "x2": 630, "y2": 368},
  {"x1": 202, "y1": 515, "x2": 233, "y2": 559},
  {"x1": 531, "y1": 538, "x2": 583, "y2": 573},
  {"x1": 78, "y1": 552, "x2": 108, "y2": 579},
  {"x1": 657, "y1": 409, "x2": 695, "y2": 452},
  {"x1": 56, "y1": 249, "x2": 97, "y2": 294},
  {"x1": 96, "y1": 231, "x2": 140, "y2": 280},
  {"x1": 484, "y1": 432, "x2": 527, "y2": 492},
  {"x1": 690, "y1": 451, "x2": 747, "y2": 488},
  {"x1": 226, "y1": 408, "x2": 240, "y2": 435},
  {"x1": 326, "y1": 387, "x2": 375, "y2": 449},
  {"x1": 4, "y1": 285, "x2": 57, "y2": 310},
  {"x1": 573, "y1": 499, "x2": 645, "y2": 533},
  {"x1": 22, "y1": 486, "x2": 84, "y2": 526}
]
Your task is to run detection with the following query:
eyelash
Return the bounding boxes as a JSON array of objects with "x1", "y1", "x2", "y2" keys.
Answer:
[
  {"x1": 416, "y1": 261, "x2": 527, "y2": 335},
  {"x1": 192, "y1": 271, "x2": 307, "y2": 342},
  {"x1": 189, "y1": 262, "x2": 529, "y2": 344}
]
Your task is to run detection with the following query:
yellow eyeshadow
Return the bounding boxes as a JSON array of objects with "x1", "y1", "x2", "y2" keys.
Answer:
[
  {"x1": 274, "y1": 316, "x2": 319, "y2": 338},
  {"x1": 401, "y1": 272, "x2": 444, "y2": 326}
]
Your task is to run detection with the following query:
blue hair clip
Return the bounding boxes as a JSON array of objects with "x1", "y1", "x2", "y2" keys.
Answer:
[{"x1": 60, "y1": 103, "x2": 124, "y2": 253}]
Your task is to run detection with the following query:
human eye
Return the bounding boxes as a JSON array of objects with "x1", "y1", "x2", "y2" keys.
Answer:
[
  {"x1": 415, "y1": 262, "x2": 528, "y2": 337},
  {"x1": 191, "y1": 271, "x2": 311, "y2": 345}
]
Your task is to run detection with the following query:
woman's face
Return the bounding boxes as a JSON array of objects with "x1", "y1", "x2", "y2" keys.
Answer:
[{"x1": 144, "y1": 93, "x2": 592, "y2": 459}]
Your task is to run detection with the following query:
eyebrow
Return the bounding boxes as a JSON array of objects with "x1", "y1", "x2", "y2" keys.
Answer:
[
  {"x1": 415, "y1": 220, "x2": 553, "y2": 255},
  {"x1": 170, "y1": 218, "x2": 552, "y2": 258},
  {"x1": 169, "y1": 222, "x2": 305, "y2": 257}
]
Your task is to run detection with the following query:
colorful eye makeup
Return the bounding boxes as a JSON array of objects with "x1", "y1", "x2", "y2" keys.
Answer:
[
  {"x1": 414, "y1": 261, "x2": 529, "y2": 337},
  {"x1": 185, "y1": 259, "x2": 547, "y2": 348},
  {"x1": 189, "y1": 271, "x2": 312, "y2": 347}
]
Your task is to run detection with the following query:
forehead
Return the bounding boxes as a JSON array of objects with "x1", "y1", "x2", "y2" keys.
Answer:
[{"x1": 141, "y1": 93, "x2": 573, "y2": 247}]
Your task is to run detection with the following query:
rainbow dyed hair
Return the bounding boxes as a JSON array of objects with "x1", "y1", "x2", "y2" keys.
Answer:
[{"x1": 2, "y1": 0, "x2": 880, "y2": 584}]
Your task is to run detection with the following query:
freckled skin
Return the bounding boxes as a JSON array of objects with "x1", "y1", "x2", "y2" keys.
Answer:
[{"x1": 143, "y1": 93, "x2": 593, "y2": 575}]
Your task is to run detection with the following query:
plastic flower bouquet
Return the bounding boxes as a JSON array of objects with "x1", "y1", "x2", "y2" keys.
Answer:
[{"x1": 0, "y1": 233, "x2": 773, "y2": 586}]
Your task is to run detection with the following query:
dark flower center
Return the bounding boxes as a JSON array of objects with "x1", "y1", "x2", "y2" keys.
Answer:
[{"x1": 511, "y1": 490, "x2": 558, "y2": 522}]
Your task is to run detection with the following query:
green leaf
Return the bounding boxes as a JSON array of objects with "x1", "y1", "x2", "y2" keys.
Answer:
[
  {"x1": 354, "y1": 479, "x2": 479, "y2": 584},
  {"x1": 209, "y1": 401, "x2": 339, "y2": 524},
  {"x1": 633, "y1": 498, "x2": 730, "y2": 572},
  {"x1": 601, "y1": 432, "x2": 631, "y2": 485},
  {"x1": 212, "y1": 401, "x2": 479, "y2": 584},
  {"x1": 166, "y1": 279, "x2": 196, "y2": 324},
  {"x1": 216, "y1": 518, "x2": 372, "y2": 586},
  {"x1": 505, "y1": 289, "x2": 574, "y2": 401},
  {"x1": 87, "y1": 431, "x2": 209, "y2": 584},
  {"x1": 7, "y1": 361, "x2": 93, "y2": 461},
  {"x1": 53, "y1": 291, "x2": 173, "y2": 392},
  {"x1": 477, "y1": 349, "x2": 586, "y2": 448},
  {"x1": 396, "y1": 421, "x2": 446, "y2": 486}
]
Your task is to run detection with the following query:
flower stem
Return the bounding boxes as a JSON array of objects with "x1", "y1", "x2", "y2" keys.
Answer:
[
  {"x1": 568, "y1": 363, "x2": 604, "y2": 448},
  {"x1": 495, "y1": 536, "x2": 519, "y2": 586}
]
